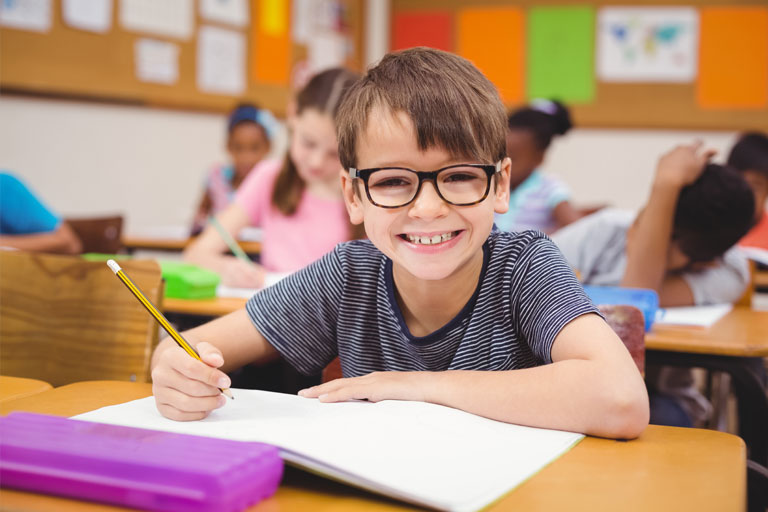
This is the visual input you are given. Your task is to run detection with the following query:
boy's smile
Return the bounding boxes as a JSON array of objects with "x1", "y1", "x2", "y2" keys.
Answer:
[{"x1": 342, "y1": 108, "x2": 510, "y2": 285}]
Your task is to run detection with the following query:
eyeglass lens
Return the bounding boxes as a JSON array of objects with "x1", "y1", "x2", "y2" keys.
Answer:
[{"x1": 366, "y1": 166, "x2": 489, "y2": 207}]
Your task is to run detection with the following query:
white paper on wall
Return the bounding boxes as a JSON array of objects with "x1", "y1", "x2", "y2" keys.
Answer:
[
  {"x1": 120, "y1": 0, "x2": 193, "y2": 40},
  {"x1": 135, "y1": 38, "x2": 179, "y2": 85},
  {"x1": 62, "y1": 0, "x2": 112, "y2": 33},
  {"x1": 0, "y1": 0, "x2": 51, "y2": 32},
  {"x1": 597, "y1": 7, "x2": 698, "y2": 82},
  {"x1": 308, "y1": 30, "x2": 348, "y2": 73},
  {"x1": 291, "y1": 0, "x2": 313, "y2": 43},
  {"x1": 196, "y1": 25, "x2": 245, "y2": 95},
  {"x1": 199, "y1": 0, "x2": 248, "y2": 28}
]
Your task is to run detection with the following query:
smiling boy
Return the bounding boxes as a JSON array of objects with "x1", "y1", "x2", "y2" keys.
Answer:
[{"x1": 151, "y1": 48, "x2": 648, "y2": 439}]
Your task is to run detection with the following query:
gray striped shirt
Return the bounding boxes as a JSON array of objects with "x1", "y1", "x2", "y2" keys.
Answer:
[{"x1": 246, "y1": 230, "x2": 597, "y2": 377}]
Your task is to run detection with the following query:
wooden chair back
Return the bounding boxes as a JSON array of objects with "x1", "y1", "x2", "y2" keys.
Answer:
[
  {"x1": 0, "y1": 251, "x2": 162, "y2": 386},
  {"x1": 598, "y1": 304, "x2": 645, "y2": 374},
  {"x1": 65, "y1": 215, "x2": 123, "y2": 254}
]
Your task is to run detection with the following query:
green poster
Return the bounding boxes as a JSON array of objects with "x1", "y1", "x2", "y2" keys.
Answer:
[{"x1": 528, "y1": 6, "x2": 595, "y2": 103}]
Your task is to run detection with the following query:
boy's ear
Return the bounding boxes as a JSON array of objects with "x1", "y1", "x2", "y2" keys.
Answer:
[
  {"x1": 340, "y1": 168, "x2": 365, "y2": 225},
  {"x1": 493, "y1": 157, "x2": 512, "y2": 214}
]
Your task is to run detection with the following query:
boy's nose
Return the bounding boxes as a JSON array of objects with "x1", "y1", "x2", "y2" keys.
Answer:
[{"x1": 409, "y1": 181, "x2": 447, "y2": 218}]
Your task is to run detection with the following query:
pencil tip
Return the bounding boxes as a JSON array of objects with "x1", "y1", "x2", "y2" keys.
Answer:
[{"x1": 222, "y1": 388, "x2": 234, "y2": 400}]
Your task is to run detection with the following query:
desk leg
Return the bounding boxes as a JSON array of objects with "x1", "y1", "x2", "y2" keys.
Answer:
[{"x1": 646, "y1": 351, "x2": 768, "y2": 466}]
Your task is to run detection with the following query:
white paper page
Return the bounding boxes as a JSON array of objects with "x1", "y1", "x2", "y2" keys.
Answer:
[
  {"x1": 216, "y1": 273, "x2": 289, "y2": 298},
  {"x1": 655, "y1": 303, "x2": 733, "y2": 328},
  {"x1": 597, "y1": 7, "x2": 698, "y2": 82},
  {"x1": 237, "y1": 226, "x2": 262, "y2": 242},
  {"x1": 120, "y1": 0, "x2": 193, "y2": 40},
  {"x1": 197, "y1": 25, "x2": 246, "y2": 95},
  {"x1": 134, "y1": 38, "x2": 179, "y2": 84},
  {"x1": 199, "y1": 0, "x2": 248, "y2": 27},
  {"x1": 0, "y1": 0, "x2": 51, "y2": 32},
  {"x1": 75, "y1": 390, "x2": 583, "y2": 512},
  {"x1": 62, "y1": 0, "x2": 112, "y2": 33}
]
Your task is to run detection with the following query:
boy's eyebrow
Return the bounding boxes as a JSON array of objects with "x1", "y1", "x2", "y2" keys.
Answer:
[{"x1": 357, "y1": 155, "x2": 477, "y2": 170}]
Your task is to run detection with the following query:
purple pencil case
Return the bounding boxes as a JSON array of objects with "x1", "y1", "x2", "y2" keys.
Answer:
[{"x1": 0, "y1": 412, "x2": 283, "y2": 512}]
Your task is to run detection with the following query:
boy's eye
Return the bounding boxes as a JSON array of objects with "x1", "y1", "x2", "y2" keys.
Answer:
[
  {"x1": 370, "y1": 177, "x2": 412, "y2": 188},
  {"x1": 443, "y1": 172, "x2": 480, "y2": 183}
]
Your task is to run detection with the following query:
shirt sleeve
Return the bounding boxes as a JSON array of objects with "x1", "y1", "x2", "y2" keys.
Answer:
[
  {"x1": 0, "y1": 173, "x2": 60, "y2": 234},
  {"x1": 682, "y1": 247, "x2": 750, "y2": 305},
  {"x1": 233, "y1": 160, "x2": 281, "y2": 227},
  {"x1": 511, "y1": 237, "x2": 599, "y2": 364},
  {"x1": 543, "y1": 176, "x2": 571, "y2": 209},
  {"x1": 245, "y1": 245, "x2": 345, "y2": 375}
]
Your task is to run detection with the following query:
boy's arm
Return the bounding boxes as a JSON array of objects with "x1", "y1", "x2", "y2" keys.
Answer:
[
  {"x1": 300, "y1": 313, "x2": 649, "y2": 439},
  {"x1": 151, "y1": 309, "x2": 279, "y2": 421},
  {"x1": 620, "y1": 143, "x2": 714, "y2": 306}
]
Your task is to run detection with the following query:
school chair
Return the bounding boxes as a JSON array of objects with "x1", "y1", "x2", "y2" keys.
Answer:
[
  {"x1": 0, "y1": 250, "x2": 162, "y2": 386},
  {"x1": 65, "y1": 215, "x2": 124, "y2": 254},
  {"x1": 320, "y1": 304, "x2": 646, "y2": 384}
]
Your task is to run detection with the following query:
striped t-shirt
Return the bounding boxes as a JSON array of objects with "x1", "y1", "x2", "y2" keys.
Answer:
[{"x1": 246, "y1": 230, "x2": 597, "y2": 377}]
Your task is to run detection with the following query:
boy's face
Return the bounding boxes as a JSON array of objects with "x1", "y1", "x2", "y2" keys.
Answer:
[
  {"x1": 341, "y1": 108, "x2": 511, "y2": 282},
  {"x1": 742, "y1": 170, "x2": 768, "y2": 221}
]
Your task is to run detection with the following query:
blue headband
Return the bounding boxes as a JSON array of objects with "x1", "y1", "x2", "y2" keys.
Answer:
[{"x1": 228, "y1": 106, "x2": 279, "y2": 141}]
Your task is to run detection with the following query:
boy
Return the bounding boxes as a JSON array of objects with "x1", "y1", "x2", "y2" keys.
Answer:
[
  {"x1": 551, "y1": 144, "x2": 755, "y2": 426},
  {"x1": 728, "y1": 132, "x2": 768, "y2": 249},
  {"x1": 0, "y1": 172, "x2": 82, "y2": 254},
  {"x1": 151, "y1": 48, "x2": 649, "y2": 439}
]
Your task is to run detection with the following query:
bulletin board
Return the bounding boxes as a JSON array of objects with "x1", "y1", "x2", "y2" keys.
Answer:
[
  {"x1": 0, "y1": 0, "x2": 365, "y2": 117},
  {"x1": 391, "y1": 0, "x2": 768, "y2": 132}
]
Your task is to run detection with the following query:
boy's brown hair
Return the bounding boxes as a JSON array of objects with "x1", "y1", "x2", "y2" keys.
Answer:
[{"x1": 336, "y1": 47, "x2": 507, "y2": 171}]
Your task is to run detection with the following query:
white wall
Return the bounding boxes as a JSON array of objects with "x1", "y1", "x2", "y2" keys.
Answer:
[
  {"x1": 0, "y1": 95, "x2": 286, "y2": 233},
  {"x1": 1, "y1": 94, "x2": 740, "y2": 233}
]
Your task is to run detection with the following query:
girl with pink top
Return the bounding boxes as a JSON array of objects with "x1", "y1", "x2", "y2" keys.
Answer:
[{"x1": 184, "y1": 68, "x2": 362, "y2": 287}]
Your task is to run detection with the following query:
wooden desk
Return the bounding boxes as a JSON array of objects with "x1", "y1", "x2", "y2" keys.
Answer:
[
  {"x1": 163, "y1": 296, "x2": 247, "y2": 317},
  {"x1": 0, "y1": 376, "x2": 52, "y2": 403},
  {"x1": 122, "y1": 236, "x2": 261, "y2": 254},
  {"x1": 0, "y1": 381, "x2": 747, "y2": 512},
  {"x1": 646, "y1": 307, "x2": 768, "y2": 466}
]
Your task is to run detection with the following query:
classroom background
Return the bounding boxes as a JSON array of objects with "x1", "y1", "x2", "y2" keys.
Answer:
[{"x1": 2, "y1": 0, "x2": 766, "y2": 234}]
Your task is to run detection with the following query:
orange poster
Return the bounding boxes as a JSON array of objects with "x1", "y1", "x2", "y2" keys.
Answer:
[
  {"x1": 456, "y1": 7, "x2": 525, "y2": 105},
  {"x1": 392, "y1": 11, "x2": 453, "y2": 52},
  {"x1": 698, "y1": 7, "x2": 768, "y2": 109},
  {"x1": 252, "y1": 0, "x2": 291, "y2": 85}
]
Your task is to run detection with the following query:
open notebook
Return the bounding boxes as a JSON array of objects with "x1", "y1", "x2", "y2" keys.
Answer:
[{"x1": 75, "y1": 389, "x2": 583, "y2": 512}]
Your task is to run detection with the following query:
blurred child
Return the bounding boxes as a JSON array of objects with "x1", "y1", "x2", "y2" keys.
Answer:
[
  {"x1": 552, "y1": 143, "x2": 755, "y2": 427},
  {"x1": 184, "y1": 69, "x2": 361, "y2": 288},
  {"x1": 191, "y1": 103, "x2": 279, "y2": 234},
  {"x1": 494, "y1": 100, "x2": 581, "y2": 233},
  {"x1": 152, "y1": 48, "x2": 648, "y2": 439},
  {"x1": 727, "y1": 132, "x2": 768, "y2": 249},
  {"x1": 0, "y1": 172, "x2": 81, "y2": 254}
]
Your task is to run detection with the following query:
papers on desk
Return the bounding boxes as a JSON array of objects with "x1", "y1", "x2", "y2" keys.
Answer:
[
  {"x1": 654, "y1": 304, "x2": 733, "y2": 328},
  {"x1": 75, "y1": 390, "x2": 583, "y2": 512},
  {"x1": 216, "y1": 272, "x2": 289, "y2": 298}
]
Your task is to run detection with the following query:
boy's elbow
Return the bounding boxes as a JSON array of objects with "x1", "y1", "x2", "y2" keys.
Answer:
[{"x1": 605, "y1": 386, "x2": 650, "y2": 439}]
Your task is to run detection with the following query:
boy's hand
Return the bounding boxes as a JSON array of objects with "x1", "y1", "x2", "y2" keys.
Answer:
[
  {"x1": 151, "y1": 341, "x2": 232, "y2": 421},
  {"x1": 220, "y1": 258, "x2": 265, "y2": 288},
  {"x1": 298, "y1": 371, "x2": 430, "y2": 403},
  {"x1": 654, "y1": 141, "x2": 716, "y2": 189}
]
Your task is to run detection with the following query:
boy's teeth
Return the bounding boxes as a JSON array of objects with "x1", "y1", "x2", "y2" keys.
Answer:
[{"x1": 407, "y1": 232, "x2": 455, "y2": 245}]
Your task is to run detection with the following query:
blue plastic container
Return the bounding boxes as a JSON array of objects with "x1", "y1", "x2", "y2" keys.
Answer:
[{"x1": 582, "y1": 285, "x2": 659, "y2": 332}]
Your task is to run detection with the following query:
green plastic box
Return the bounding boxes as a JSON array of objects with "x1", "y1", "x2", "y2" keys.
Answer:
[{"x1": 160, "y1": 261, "x2": 220, "y2": 299}]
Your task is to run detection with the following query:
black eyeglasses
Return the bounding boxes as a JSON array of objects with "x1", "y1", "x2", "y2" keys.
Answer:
[{"x1": 348, "y1": 161, "x2": 501, "y2": 208}]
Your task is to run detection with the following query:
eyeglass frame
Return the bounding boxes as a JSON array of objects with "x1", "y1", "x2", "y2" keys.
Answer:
[{"x1": 348, "y1": 161, "x2": 503, "y2": 209}]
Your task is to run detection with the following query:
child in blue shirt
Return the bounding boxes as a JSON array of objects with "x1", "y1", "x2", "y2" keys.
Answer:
[
  {"x1": 495, "y1": 100, "x2": 581, "y2": 233},
  {"x1": 0, "y1": 172, "x2": 81, "y2": 254},
  {"x1": 150, "y1": 48, "x2": 648, "y2": 439}
]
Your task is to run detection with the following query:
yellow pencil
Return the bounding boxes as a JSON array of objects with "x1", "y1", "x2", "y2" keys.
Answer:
[{"x1": 107, "y1": 259, "x2": 233, "y2": 399}]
